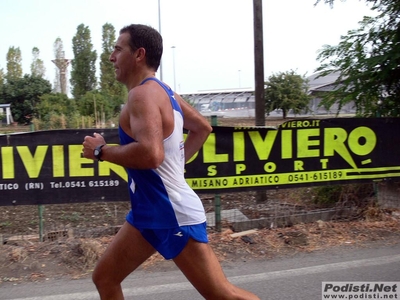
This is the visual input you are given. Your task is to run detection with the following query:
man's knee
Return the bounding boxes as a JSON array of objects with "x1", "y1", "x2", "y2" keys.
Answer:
[
  {"x1": 92, "y1": 263, "x2": 114, "y2": 290},
  {"x1": 92, "y1": 265, "x2": 103, "y2": 288}
]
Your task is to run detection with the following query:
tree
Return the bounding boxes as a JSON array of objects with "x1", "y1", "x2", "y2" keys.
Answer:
[
  {"x1": 37, "y1": 93, "x2": 76, "y2": 118},
  {"x1": 6, "y1": 46, "x2": 23, "y2": 80},
  {"x1": 70, "y1": 24, "x2": 97, "y2": 100},
  {"x1": 30, "y1": 47, "x2": 46, "y2": 78},
  {"x1": 264, "y1": 70, "x2": 311, "y2": 119},
  {"x1": 78, "y1": 90, "x2": 114, "y2": 123},
  {"x1": 315, "y1": 0, "x2": 400, "y2": 117},
  {"x1": 99, "y1": 23, "x2": 127, "y2": 113},
  {"x1": 0, "y1": 75, "x2": 52, "y2": 124},
  {"x1": 36, "y1": 93, "x2": 77, "y2": 128}
]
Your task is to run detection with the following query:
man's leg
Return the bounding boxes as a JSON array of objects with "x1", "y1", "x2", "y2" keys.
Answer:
[
  {"x1": 92, "y1": 221, "x2": 156, "y2": 300},
  {"x1": 173, "y1": 239, "x2": 260, "y2": 300}
]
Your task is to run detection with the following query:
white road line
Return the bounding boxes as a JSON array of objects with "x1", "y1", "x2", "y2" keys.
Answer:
[{"x1": 6, "y1": 254, "x2": 400, "y2": 300}]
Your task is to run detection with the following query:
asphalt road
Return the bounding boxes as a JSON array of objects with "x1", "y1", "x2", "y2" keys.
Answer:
[{"x1": 1, "y1": 242, "x2": 399, "y2": 300}]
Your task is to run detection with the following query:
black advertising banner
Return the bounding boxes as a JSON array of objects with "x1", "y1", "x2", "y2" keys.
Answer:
[
  {"x1": 0, "y1": 129, "x2": 124, "y2": 206},
  {"x1": 185, "y1": 117, "x2": 400, "y2": 192},
  {"x1": 1, "y1": 118, "x2": 400, "y2": 206}
]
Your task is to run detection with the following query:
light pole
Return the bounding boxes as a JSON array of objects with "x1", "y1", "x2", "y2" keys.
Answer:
[
  {"x1": 171, "y1": 46, "x2": 176, "y2": 91},
  {"x1": 238, "y1": 69, "x2": 241, "y2": 88}
]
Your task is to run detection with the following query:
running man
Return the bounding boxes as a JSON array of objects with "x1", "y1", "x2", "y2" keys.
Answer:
[{"x1": 82, "y1": 24, "x2": 260, "y2": 300}]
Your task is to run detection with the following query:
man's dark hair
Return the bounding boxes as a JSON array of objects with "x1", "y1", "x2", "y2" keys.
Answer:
[{"x1": 120, "y1": 24, "x2": 163, "y2": 71}]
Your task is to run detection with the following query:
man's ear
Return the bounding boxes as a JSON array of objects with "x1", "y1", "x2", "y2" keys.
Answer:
[{"x1": 136, "y1": 48, "x2": 146, "y2": 61}]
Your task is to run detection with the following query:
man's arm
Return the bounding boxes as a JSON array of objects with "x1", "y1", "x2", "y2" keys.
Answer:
[{"x1": 176, "y1": 94, "x2": 213, "y2": 162}]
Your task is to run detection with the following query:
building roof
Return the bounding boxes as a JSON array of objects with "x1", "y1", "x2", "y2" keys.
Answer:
[
  {"x1": 307, "y1": 71, "x2": 341, "y2": 92},
  {"x1": 180, "y1": 72, "x2": 344, "y2": 103}
]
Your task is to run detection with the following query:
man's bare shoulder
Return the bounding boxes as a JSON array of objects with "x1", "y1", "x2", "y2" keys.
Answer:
[
  {"x1": 127, "y1": 85, "x2": 145, "y2": 102},
  {"x1": 127, "y1": 81, "x2": 166, "y2": 104}
]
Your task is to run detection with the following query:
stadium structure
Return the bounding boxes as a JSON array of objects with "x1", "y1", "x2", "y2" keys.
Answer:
[{"x1": 181, "y1": 72, "x2": 356, "y2": 117}]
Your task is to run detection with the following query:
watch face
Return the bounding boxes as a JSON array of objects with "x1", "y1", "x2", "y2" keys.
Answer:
[{"x1": 94, "y1": 145, "x2": 103, "y2": 160}]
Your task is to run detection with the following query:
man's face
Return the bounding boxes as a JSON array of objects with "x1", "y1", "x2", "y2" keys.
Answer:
[{"x1": 109, "y1": 32, "x2": 136, "y2": 83}]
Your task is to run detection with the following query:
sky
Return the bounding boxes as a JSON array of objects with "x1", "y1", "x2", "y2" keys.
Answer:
[{"x1": 0, "y1": 0, "x2": 375, "y2": 94}]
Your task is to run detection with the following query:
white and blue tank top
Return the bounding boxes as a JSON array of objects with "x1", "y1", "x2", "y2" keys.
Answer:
[{"x1": 119, "y1": 77, "x2": 206, "y2": 229}]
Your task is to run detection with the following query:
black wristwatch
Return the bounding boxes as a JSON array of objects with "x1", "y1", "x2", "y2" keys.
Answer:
[{"x1": 94, "y1": 144, "x2": 105, "y2": 162}]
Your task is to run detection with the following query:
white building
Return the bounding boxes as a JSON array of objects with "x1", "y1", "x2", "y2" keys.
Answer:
[{"x1": 0, "y1": 103, "x2": 14, "y2": 125}]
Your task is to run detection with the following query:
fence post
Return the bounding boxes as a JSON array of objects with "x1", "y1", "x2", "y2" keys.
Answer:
[
  {"x1": 38, "y1": 205, "x2": 44, "y2": 242},
  {"x1": 373, "y1": 106, "x2": 381, "y2": 200},
  {"x1": 30, "y1": 123, "x2": 44, "y2": 242},
  {"x1": 210, "y1": 115, "x2": 221, "y2": 232}
]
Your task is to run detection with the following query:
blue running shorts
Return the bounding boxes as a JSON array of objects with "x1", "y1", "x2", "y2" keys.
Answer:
[{"x1": 126, "y1": 213, "x2": 208, "y2": 260}]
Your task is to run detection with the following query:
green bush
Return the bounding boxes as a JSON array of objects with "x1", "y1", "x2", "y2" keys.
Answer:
[
  {"x1": 312, "y1": 185, "x2": 343, "y2": 206},
  {"x1": 312, "y1": 183, "x2": 374, "y2": 207}
]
